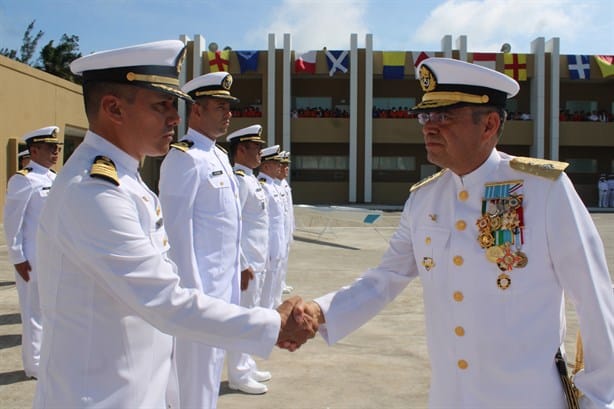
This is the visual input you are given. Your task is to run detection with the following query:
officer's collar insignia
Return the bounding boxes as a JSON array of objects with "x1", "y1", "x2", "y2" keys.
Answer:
[
  {"x1": 510, "y1": 157, "x2": 568, "y2": 180},
  {"x1": 477, "y1": 180, "x2": 528, "y2": 290},
  {"x1": 234, "y1": 169, "x2": 245, "y2": 177},
  {"x1": 419, "y1": 64, "x2": 437, "y2": 92},
  {"x1": 410, "y1": 169, "x2": 447, "y2": 193},
  {"x1": 16, "y1": 167, "x2": 32, "y2": 176},
  {"x1": 170, "y1": 140, "x2": 194, "y2": 152},
  {"x1": 90, "y1": 155, "x2": 119, "y2": 186},
  {"x1": 258, "y1": 177, "x2": 266, "y2": 184}
]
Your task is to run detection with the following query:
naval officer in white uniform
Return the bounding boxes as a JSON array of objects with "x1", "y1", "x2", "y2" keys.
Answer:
[
  {"x1": 258, "y1": 146, "x2": 288, "y2": 309},
  {"x1": 225, "y1": 125, "x2": 274, "y2": 394},
  {"x1": 159, "y1": 71, "x2": 250, "y2": 408},
  {"x1": 277, "y1": 151, "x2": 295, "y2": 297},
  {"x1": 3, "y1": 126, "x2": 62, "y2": 379},
  {"x1": 298, "y1": 58, "x2": 614, "y2": 408},
  {"x1": 33, "y1": 40, "x2": 316, "y2": 409}
]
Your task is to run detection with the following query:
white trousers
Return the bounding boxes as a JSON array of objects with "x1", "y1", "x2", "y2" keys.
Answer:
[
  {"x1": 227, "y1": 270, "x2": 265, "y2": 383},
  {"x1": 15, "y1": 272, "x2": 42, "y2": 378}
]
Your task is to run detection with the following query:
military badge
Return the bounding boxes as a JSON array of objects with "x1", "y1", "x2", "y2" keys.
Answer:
[
  {"x1": 477, "y1": 180, "x2": 528, "y2": 290},
  {"x1": 422, "y1": 257, "x2": 435, "y2": 272}
]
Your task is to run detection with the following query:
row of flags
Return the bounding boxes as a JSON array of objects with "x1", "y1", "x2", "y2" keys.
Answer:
[{"x1": 208, "y1": 49, "x2": 614, "y2": 80}]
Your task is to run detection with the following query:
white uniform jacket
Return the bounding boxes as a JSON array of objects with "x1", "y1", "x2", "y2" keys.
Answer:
[
  {"x1": 259, "y1": 172, "x2": 287, "y2": 264},
  {"x1": 280, "y1": 178, "x2": 295, "y2": 247},
  {"x1": 159, "y1": 128, "x2": 242, "y2": 304},
  {"x1": 315, "y1": 149, "x2": 614, "y2": 408},
  {"x1": 234, "y1": 163, "x2": 268, "y2": 274},
  {"x1": 34, "y1": 131, "x2": 280, "y2": 409},
  {"x1": 4, "y1": 160, "x2": 55, "y2": 266}
]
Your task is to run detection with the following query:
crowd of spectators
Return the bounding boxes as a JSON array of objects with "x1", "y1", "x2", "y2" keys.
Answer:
[
  {"x1": 231, "y1": 106, "x2": 262, "y2": 117},
  {"x1": 291, "y1": 107, "x2": 350, "y2": 118},
  {"x1": 559, "y1": 110, "x2": 612, "y2": 122}
]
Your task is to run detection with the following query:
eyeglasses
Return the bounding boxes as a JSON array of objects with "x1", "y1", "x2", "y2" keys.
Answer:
[{"x1": 417, "y1": 111, "x2": 454, "y2": 125}]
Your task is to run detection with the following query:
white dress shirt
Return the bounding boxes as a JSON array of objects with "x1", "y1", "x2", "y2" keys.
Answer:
[
  {"x1": 34, "y1": 131, "x2": 280, "y2": 409},
  {"x1": 315, "y1": 149, "x2": 614, "y2": 408}
]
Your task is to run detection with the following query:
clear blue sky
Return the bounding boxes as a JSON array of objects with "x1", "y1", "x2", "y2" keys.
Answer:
[{"x1": 1, "y1": 0, "x2": 612, "y2": 58}]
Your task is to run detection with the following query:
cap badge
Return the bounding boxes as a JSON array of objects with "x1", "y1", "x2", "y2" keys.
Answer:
[
  {"x1": 222, "y1": 74, "x2": 233, "y2": 90},
  {"x1": 419, "y1": 65, "x2": 437, "y2": 92}
]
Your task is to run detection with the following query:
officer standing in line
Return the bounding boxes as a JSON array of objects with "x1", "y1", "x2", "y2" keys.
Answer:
[
  {"x1": 607, "y1": 174, "x2": 614, "y2": 207},
  {"x1": 297, "y1": 58, "x2": 614, "y2": 408},
  {"x1": 598, "y1": 174, "x2": 609, "y2": 208},
  {"x1": 18, "y1": 149, "x2": 31, "y2": 169},
  {"x1": 225, "y1": 124, "x2": 274, "y2": 394},
  {"x1": 3, "y1": 126, "x2": 62, "y2": 379},
  {"x1": 34, "y1": 41, "x2": 315, "y2": 409},
  {"x1": 159, "y1": 71, "x2": 250, "y2": 407},
  {"x1": 278, "y1": 151, "x2": 296, "y2": 296},
  {"x1": 258, "y1": 145, "x2": 287, "y2": 309}
]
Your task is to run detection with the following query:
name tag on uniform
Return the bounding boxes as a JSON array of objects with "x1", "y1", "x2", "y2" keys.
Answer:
[
  {"x1": 211, "y1": 170, "x2": 223, "y2": 177},
  {"x1": 42, "y1": 186, "x2": 51, "y2": 191}
]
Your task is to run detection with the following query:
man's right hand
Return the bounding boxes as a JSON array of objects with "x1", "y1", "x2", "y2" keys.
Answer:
[{"x1": 14, "y1": 261, "x2": 31, "y2": 282}]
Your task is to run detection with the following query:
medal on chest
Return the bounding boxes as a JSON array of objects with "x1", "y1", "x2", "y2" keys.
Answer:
[{"x1": 477, "y1": 180, "x2": 528, "y2": 290}]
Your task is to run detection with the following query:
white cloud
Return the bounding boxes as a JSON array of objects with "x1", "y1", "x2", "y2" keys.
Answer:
[
  {"x1": 246, "y1": 0, "x2": 370, "y2": 51},
  {"x1": 410, "y1": 0, "x2": 600, "y2": 53}
]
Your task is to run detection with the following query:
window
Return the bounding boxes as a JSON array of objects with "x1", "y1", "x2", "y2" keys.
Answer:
[
  {"x1": 293, "y1": 155, "x2": 348, "y2": 170},
  {"x1": 294, "y1": 97, "x2": 332, "y2": 110},
  {"x1": 566, "y1": 158, "x2": 597, "y2": 173},
  {"x1": 565, "y1": 100, "x2": 598, "y2": 113},
  {"x1": 372, "y1": 156, "x2": 416, "y2": 171},
  {"x1": 373, "y1": 97, "x2": 414, "y2": 110}
]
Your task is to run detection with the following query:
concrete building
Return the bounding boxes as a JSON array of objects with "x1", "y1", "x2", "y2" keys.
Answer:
[{"x1": 1, "y1": 34, "x2": 613, "y2": 219}]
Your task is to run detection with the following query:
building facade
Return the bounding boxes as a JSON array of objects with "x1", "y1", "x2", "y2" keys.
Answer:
[{"x1": 1, "y1": 34, "x2": 613, "y2": 219}]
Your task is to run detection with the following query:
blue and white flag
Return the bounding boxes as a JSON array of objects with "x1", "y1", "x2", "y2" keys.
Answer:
[
  {"x1": 236, "y1": 51, "x2": 259, "y2": 73},
  {"x1": 325, "y1": 50, "x2": 349, "y2": 76},
  {"x1": 567, "y1": 55, "x2": 590, "y2": 80}
]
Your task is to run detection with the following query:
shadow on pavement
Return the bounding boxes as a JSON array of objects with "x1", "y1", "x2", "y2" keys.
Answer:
[
  {"x1": 0, "y1": 370, "x2": 32, "y2": 386},
  {"x1": 0, "y1": 334, "x2": 21, "y2": 349},
  {"x1": 293, "y1": 235, "x2": 360, "y2": 250},
  {"x1": 0, "y1": 313, "x2": 21, "y2": 326}
]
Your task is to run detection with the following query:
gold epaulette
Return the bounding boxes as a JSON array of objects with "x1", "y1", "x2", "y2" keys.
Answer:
[
  {"x1": 90, "y1": 155, "x2": 119, "y2": 186},
  {"x1": 510, "y1": 157, "x2": 569, "y2": 180},
  {"x1": 410, "y1": 169, "x2": 447, "y2": 192},
  {"x1": 16, "y1": 167, "x2": 32, "y2": 176},
  {"x1": 170, "y1": 140, "x2": 194, "y2": 152},
  {"x1": 215, "y1": 144, "x2": 228, "y2": 154},
  {"x1": 234, "y1": 169, "x2": 245, "y2": 177}
]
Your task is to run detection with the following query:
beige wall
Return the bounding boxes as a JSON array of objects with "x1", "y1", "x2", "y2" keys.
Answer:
[{"x1": 1, "y1": 56, "x2": 87, "y2": 219}]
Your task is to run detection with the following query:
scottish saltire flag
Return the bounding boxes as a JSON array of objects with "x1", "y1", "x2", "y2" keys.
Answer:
[
  {"x1": 567, "y1": 55, "x2": 590, "y2": 80},
  {"x1": 295, "y1": 51, "x2": 317, "y2": 74},
  {"x1": 472, "y1": 53, "x2": 497, "y2": 70},
  {"x1": 208, "y1": 50, "x2": 230, "y2": 72},
  {"x1": 325, "y1": 50, "x2": 349, "y2": 76},
  {"x1": 595, "y1": 55, "x2": 614, "y2": 78},
  {"x1": 382, "y1": 51, "x2": 405, "y2": 79},
  {"x1": 236, "y1": 51, "x2": 259, "y2": 73}
]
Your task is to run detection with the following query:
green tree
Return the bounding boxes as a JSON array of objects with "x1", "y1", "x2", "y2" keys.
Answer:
[
  {"x1": 37, "y1": 34, "x2": 82, "y2": 83},
  {"x1": 0, "y1": 20, "x2": 44, "y2": 64}
]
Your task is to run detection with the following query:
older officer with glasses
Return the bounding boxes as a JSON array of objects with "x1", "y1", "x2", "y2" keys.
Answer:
[{"x1": 297, "y1": 58, "x2": 614, "y2": 408}]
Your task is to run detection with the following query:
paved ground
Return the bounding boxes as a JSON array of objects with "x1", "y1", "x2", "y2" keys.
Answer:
[{"x1": 1, "y1": 208, "x2": 613, "y2": 409}]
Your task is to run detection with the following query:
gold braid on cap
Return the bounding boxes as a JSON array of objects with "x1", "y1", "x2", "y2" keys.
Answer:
[
  {"x1": 125, "y1": 72, "x2": 179, "y2": 86},
  {"x1": 422, "y1": 91, "x2": 490, "y2": 104}
]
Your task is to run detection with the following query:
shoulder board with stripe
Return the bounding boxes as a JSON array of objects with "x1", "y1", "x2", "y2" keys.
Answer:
[
  {"x1": 410, "y1": 169, "x2": 447, "y2": 193},
  {"x1": 89, "y1": 155, "x2": 119, "y2": 186},
  {"x1": 234, "y1": 169, "x2": 245, "y2": 177},
  {"x1": 16, "y1": 167, "x2": 32, "y2": 176},
  {"x1": 49, "y1": 168, "x2": 56, "y2": 174},
  {"x1": 510, "y1": 157, "x2": 569, "y2": 180},
  {"x1": 170, "y1": 140, "x2": 194, "y2": 152},
  {"x1": 215, "y1": 144, "x2": 228, "y2": 154},
  {"x1": 258, "y1": 177, "x2": 267, "y2": 184}
]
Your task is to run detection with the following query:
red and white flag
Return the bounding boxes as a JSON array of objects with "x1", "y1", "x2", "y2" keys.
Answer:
[
  {"x1": 472, "y1": 53, "x2": 497, "y2": 70},
  {"x1": 295, "y1": 50, "x2": 317, "y2": 74}
]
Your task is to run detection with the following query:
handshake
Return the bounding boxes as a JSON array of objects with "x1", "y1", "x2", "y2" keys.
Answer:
[{"x1": 275, "y1": 296, "x2": 324, "y2": 351}]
